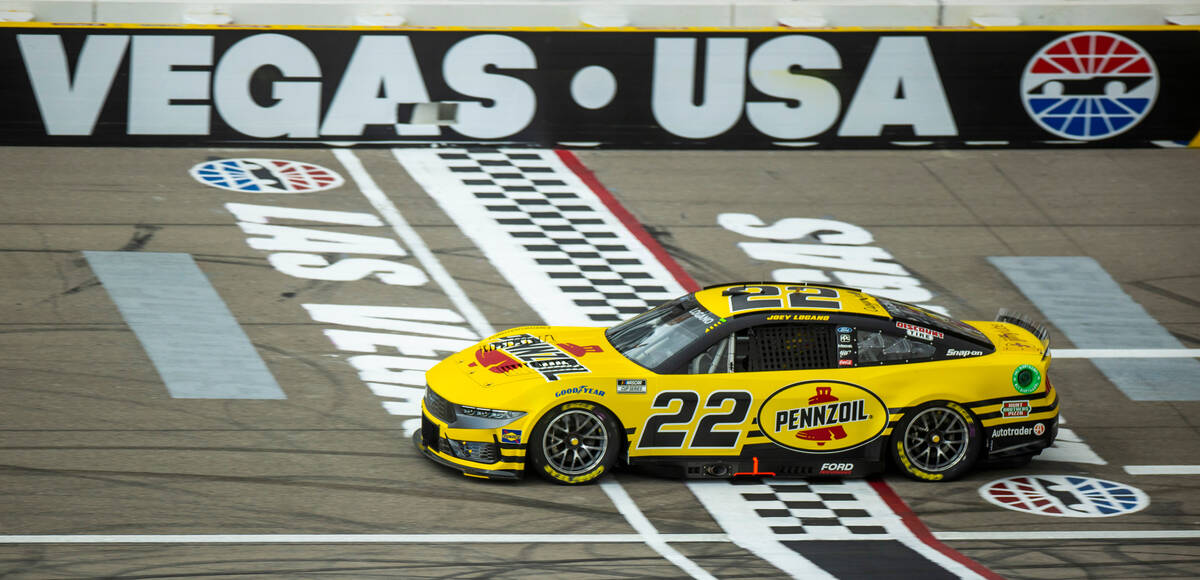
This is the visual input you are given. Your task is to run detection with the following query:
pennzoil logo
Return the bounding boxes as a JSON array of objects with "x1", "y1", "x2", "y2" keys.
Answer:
[{"x1": 758, "y1": 381, "x2": 888, "y2": 453}]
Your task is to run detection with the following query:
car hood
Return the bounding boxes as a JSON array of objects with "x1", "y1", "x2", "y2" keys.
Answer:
[{"x1": 430, "y1": 325, "x2": 643, "y2": 389}]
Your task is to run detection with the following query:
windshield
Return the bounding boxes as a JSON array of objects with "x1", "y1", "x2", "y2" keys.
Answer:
[
  {"x1": 605, "y1": 297, "x2": 714, "y2": 369},
  {"x1": 875, "y1": 297, "x2": 992, "y2": 345}
]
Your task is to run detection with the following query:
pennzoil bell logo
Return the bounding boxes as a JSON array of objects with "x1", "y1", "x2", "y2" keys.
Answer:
[
  {"x1": 758, "y1": 381, "x2": 888, "y2": 453},
  {"x1": 1021, "y1": 32, "x2": 1158, "y2": 141}
]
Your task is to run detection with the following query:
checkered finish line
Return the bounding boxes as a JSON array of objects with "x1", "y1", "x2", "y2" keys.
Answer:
[
  {"x1": 690, "y1": 479, "x2": 907, "y2": 540},
  {"x1": 689, "y1": 479, "x2": 985, "y2": 579},
  {"x1": 395, "y1": 148, "x2": 686, "y2": 326}
]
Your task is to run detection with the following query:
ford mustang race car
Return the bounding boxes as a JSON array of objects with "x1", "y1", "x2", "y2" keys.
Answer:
[{"x1": 415, "y1": 282, "x2": 1058, "y2": 484}]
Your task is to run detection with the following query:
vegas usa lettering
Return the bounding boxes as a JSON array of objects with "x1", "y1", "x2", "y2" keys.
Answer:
[
  {"x1": 718, "y1": 213, "x2": 949, "y2": 314},
  {"x1": 17, "y1": 33, "x2": 954, "y2": 139},
  {"x1": 225, "y1": 202, "x2": 477, "y2": 436}
]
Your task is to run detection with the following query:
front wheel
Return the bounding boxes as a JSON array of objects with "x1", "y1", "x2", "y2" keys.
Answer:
[
  {"x1": 528, "y1": 402, "x2": 621, "y2": 485},
  {"x1": 890, "y1": 401, "x2": 981, "y2": 482}
]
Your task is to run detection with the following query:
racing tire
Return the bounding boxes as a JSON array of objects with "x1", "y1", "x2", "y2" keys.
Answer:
[
  {"x1": 890, "y1": 401, "x2": 982, "y2": 482},
  {"x1": 529, "y1": 401, "x2": 622, "y2": 485}
]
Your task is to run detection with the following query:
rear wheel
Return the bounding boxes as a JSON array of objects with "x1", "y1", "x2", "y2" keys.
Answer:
[
  {"x1": 529, "y1": 402, "x2": 621, "y2": 485},
  {"x1": 890, "y1": 401, "x2": 981, "y2": 482}
]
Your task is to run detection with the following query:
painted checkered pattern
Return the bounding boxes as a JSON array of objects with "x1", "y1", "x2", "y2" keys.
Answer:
[
  {"x1": 395, "y1": 148, "x2": 686, "y2": 326},
  {"x1": 691, "y1": 478, "x2": 906, "y2": 540},
  {"x1": 736, "y1": 479, "x2": 894, "y2": 536}
]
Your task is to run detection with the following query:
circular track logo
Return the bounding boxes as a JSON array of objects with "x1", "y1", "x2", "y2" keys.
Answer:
[
  {"x1": 981, "y1": 475, "x2": 1149, "y2": 518},
  {"x1": 1021, "y1": 32, "x2": 1158, "y2": 141},
  {"x1": 190, "y1": 158, "x2": 344, "y2": 193}
]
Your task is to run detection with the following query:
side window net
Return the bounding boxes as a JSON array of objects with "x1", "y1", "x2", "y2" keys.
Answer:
[
  {"x1": 748, "y1": 324, "x2": 837, "y2": 371},
  {"x1": 857, "y1": 330, "x2": 935, "y2": 363}
]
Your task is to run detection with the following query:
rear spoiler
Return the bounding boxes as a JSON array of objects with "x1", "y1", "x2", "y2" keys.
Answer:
[{"x1": 996, "y1": 309, "x2": 1051, "y2": 360}]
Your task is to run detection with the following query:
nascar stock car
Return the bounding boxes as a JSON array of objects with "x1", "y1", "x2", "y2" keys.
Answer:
[{"x1": 414, "y1": 282, "x2": 1058, "y2": 484}]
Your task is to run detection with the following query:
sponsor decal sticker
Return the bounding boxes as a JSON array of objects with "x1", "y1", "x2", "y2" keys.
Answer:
[
  {"x1": 1012, "y1": 364, "x2": 1042, "y2": 394},
  {"x1": 192, "y1": 159, "x2": 343, "y2": 193},
  {"x1": 555, "y1": 385, "x2": 607, "y2": 398},
  {"x1": 616, "y1": 379, "x2": 647, "y2": 394},
  {"x1": 1001, "y1": 400, "x2": 1031, "y2": 418},
  {"x1": 757, "y1": 381, "x2": 888, "y2": 453},
  {"x1": 1021, "y1": 32, "x2": 1159, "y2": 141},
  {"x1": 946, "y1": 348, "x2": 984, "y2": 357},
  {"x1": 473, "y1": 333, "x2": 590, "y2": 381},
  {"x1": 896, "y1": 321, "x2": 943, "y2": 341},
  {"x1": 981, "y1": 475, "x2": 1148, "y2": 517},
  {"x1": 501, "y1": 429, "x2": 522, "y2": 444},
  {"x1": 838, "y1": 359, "x2": 853, "y2": 367},
  {"x1": 837, "y1": 326, "x2": 853, "y2": 334},
  {"x1": 1033, "y1": 422, "x2": 1046, "y2": 436},
  {"x1": 991, "y1": 425, "x2": 1034, "y2": 438},
  {"x1": 819, "y1": 462, "x2": 854, "y2": 475},
  {"x1": 839, "y1": 334, "x2": 851, "y2": 344}
]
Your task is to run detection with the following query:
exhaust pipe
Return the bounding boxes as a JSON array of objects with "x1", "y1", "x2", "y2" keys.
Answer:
[{"x1": 703, "y1": 463, "x2": 731, "y2": 477}]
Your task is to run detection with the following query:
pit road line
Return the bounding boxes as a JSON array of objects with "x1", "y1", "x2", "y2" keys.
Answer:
[
  {"x1": 934, "y1": 531, "x2": 1200, "y2": 541},
  {"x1": 334, "y1": 149, "x2": 712, "y2": 580},
  {"x1": 0, "y1": 534, "x2": 729, "y2": 544},
  {"x1": 1124, "y1": 465, "x2": 1200, "y2": 475},
  {"x1": 1053, "y1": 349, "x2": 1200, "y2": 358}
]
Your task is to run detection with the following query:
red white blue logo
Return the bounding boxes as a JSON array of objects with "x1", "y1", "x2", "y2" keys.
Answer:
[
  {"x1": 1021, "y1": 32, "x2": 1158, "y2": 141},
  {"x1": 981, "y1": 475, "x2": 1148, "y2": 517},
  {"x1": 190, "y1": 159, "x2": 344, "y2": 193}
]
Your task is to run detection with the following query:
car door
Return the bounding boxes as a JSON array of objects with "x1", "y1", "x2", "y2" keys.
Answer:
[{"x1": 630, "y1": 317, "x2": 847, "y2": 458}]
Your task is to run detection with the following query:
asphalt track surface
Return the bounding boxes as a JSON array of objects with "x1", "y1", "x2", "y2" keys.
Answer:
[{"x1": 1, "y1": 146, "x2": 1198, "y2": 579}]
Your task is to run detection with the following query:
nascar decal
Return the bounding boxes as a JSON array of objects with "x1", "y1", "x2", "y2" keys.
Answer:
[
  {"x1": 758, "y1": 381, "x2": 888, "y2": 453},
  {"x1": 472, "y1": 333, "x2": 592, "y2": 381},
  {"x1": 1021, "y1": 32, "x2": 1158, "y2": 141}
]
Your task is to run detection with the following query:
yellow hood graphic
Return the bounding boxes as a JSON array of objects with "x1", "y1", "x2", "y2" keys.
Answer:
[{"x1": 450, "y1": 326, "x2": 634, "y2": 387}]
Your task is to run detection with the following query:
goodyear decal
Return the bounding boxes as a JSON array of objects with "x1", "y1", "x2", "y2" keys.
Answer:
[
  {"x1": 757, "y1": 380, "x2": 889, "y2": 453},
  {"x1": 475, "y1": 333, "x2": 590, "y2": 381},
  {"x1": 556, "y1": 385, "x2": 606, "y2": 398}
]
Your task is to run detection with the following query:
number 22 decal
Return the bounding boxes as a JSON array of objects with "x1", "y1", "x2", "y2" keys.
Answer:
[
  {"x1": 728, "y1": 285, "x2": 842, "y2": 313},
  {"x1": 637, "y1": 390, "x2": 753, "y2": 449}
]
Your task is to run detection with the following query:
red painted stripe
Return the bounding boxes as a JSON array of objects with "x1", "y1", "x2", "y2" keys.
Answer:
[
  {"x1": 557, "y1": 148, "x2": 1001, "y2": 580},
  {"x1": 554, "y1": 150, "x2": 700, "y2": 293},
  {"x1": 870, "y1": 479, "x2": 1006, "y2": 580}
]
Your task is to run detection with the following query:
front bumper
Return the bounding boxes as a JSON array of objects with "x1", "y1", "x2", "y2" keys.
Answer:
[{"x1": 414, "y1": 409, "x2": 526, "y2": 480}]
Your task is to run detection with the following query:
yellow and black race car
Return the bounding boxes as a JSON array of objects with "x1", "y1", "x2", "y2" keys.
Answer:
[{"x1": 415, "y1": 282, "x2": 1058, "y2": 484}]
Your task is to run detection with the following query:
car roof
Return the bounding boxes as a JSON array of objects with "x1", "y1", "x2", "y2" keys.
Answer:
[{"x1": 693, "y1": 282, "x2": 894, "y2": 320}]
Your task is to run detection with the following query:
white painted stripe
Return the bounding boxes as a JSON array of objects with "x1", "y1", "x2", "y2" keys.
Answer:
[
  {"x1": 934, "y1": 530, "x2": 1200, "y2": 541},
  {"x1": 1053, "y1": 349, "x2": 1200, "y2": 358},
  {"x1": 602, "y1": 481, "x2": 719, "y2": 580},
  {"x1": 1124, "y1": 465, "x2": 1200, "y2": 475},
  {"x1": 0, "y1": 533, "x2": 728, "y2": 544},
  {"x1": 333, "y1": 149, "x2": 494, "y2": 339}
]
